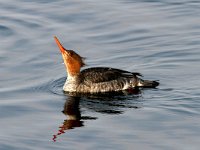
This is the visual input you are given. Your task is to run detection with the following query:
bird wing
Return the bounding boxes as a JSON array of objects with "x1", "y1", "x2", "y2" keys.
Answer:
[{"x1": 80, "y1": 67, "x2": 142, "y2": 83}]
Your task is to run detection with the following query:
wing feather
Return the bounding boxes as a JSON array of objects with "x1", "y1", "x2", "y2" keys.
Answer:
[{"x1": 80, "y1": 67, "x2": 142, "y2": 83}]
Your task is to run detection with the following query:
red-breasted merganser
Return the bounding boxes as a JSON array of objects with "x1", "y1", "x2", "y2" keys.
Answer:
[{"x1": 54, "y1": 36, "x2": 159, "y2": 93}]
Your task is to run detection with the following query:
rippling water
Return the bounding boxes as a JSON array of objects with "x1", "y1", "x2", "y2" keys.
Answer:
[{"x1": 1, "y1": 0, "x2": 200, "y2": 149}]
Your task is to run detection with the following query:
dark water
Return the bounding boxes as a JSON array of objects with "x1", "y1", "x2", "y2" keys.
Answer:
[{"x1": 1, "y1": 0, "x2": 200, "y2": 149}]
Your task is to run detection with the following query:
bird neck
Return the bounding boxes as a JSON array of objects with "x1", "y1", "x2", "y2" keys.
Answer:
[{"x1": 66, "y1": 62, "x2": 81, "y2": 77}]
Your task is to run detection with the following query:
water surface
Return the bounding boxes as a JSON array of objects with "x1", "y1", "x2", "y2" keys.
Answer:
[{"x1": 1, "y1": 0, "x2": 200, "y2": 150}]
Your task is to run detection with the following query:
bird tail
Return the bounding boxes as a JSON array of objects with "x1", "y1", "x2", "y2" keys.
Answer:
[{"x1": 137, "y1": 78, "x2": 159, "y2": 88}]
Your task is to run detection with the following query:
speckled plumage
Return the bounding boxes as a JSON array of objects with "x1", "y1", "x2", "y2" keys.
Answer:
[{"x1": 63, "y1": 67, "x2": 158, "y2": 93}]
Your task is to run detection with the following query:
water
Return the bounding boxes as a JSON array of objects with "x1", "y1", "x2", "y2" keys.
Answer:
[{"x1": 1, "y1": 0, "x2": 200, "y2": 149}]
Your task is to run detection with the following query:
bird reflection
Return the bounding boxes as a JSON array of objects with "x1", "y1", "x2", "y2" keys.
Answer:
[
  {"x1": 52, "y1": 96, "x2": 97, "y2": 142},
  {"x1": 53, "y1": 88, "x2": 141, "y2": 142}
]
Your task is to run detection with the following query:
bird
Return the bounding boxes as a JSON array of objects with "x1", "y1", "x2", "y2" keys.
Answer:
[{"x1": 54, "y1": 36, "x2": 159, "y2": 94}]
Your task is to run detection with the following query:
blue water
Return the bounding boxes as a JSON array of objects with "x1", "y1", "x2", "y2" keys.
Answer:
[{"x1": 1, "y1": 0, "x2": 200, "y2": 149}]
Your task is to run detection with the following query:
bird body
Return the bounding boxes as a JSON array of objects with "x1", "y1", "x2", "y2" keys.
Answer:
[{"x1": 54, "y1": 36, "x2": 159, "y2": 94}]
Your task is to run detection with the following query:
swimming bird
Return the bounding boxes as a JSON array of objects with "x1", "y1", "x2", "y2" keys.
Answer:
[{"x1": 54, "y1": 36, "x2": 159, "y2": 94}]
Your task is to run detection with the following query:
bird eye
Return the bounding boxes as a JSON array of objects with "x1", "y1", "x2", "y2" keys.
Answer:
[
  {"x1": 71, "y1": 52, "x2": 74, "y2": 56},
  {"x1": 68, "y1": 50, "x2": 74, "y2": 56}
]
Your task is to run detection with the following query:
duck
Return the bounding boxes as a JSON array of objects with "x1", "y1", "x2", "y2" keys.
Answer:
[{"x1": 54, "y1": 36, "x2": 159, "y2": 94}]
